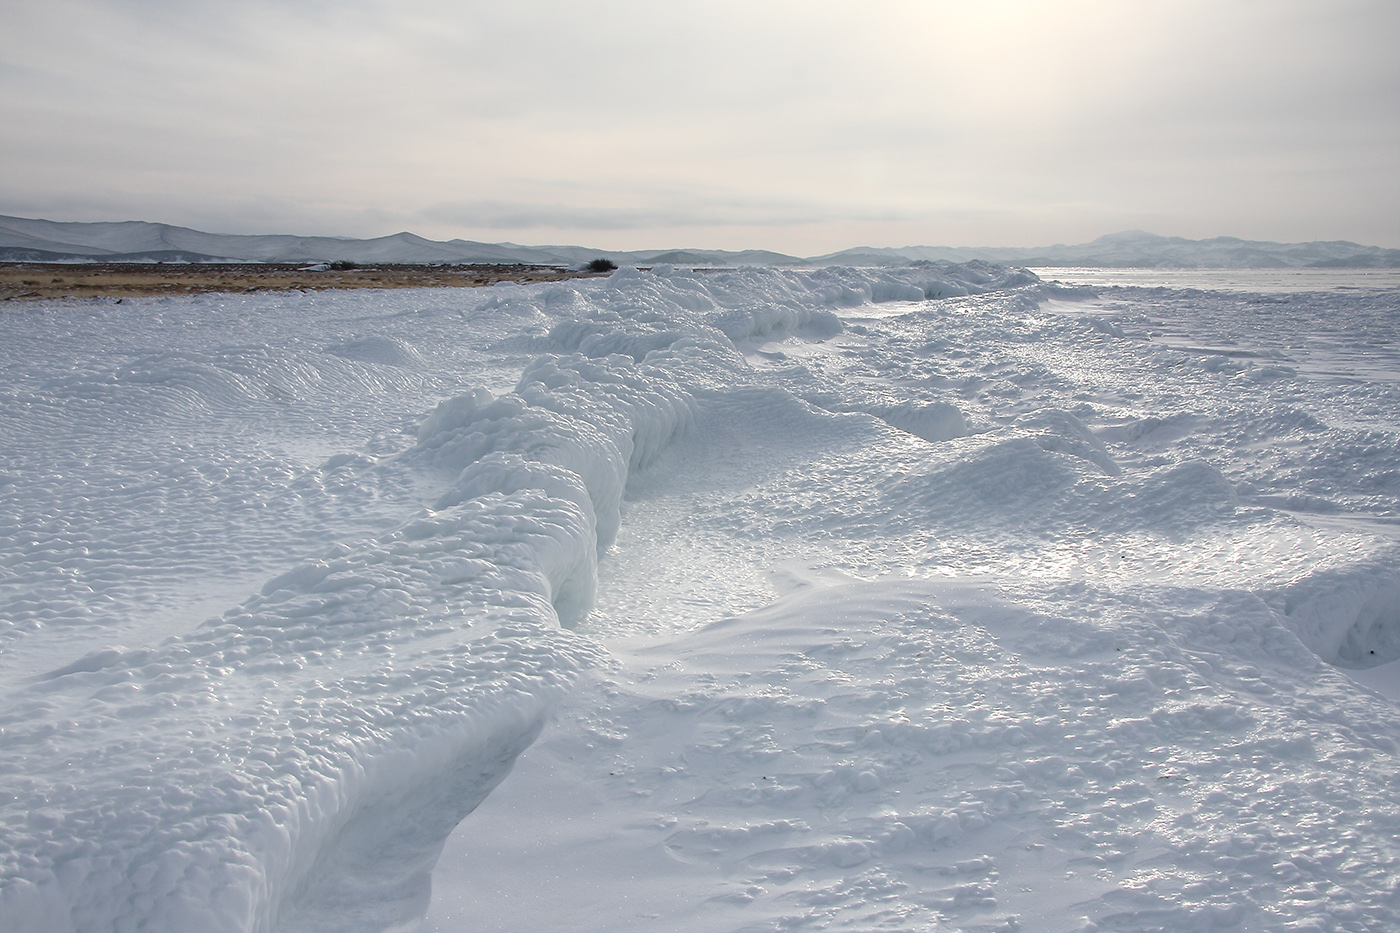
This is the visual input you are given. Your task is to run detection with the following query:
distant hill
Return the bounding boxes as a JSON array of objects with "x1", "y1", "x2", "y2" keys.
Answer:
[
  {"x1": 815, "y1": 231, "x2": 1400, "y2": 269},
  {"x1": 0, "y1": 215, "x2": 811, "y2": 267},
  {"x1": 1, "y1": 216, "x2": 1394, "y2": 268}
]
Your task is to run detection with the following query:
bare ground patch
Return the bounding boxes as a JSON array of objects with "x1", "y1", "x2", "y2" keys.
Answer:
[{"x1": 0, "y1": 262, "x2": 602, "y2": 302}]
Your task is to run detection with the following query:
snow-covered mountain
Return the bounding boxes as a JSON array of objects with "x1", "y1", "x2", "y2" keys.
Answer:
[
  {"x1": 0, "y1": 215, "x2": 571, "y2": 265},
  {"x1": 0, "y1": 215, "x2": 805, "y2": 266},
  {"x1": 815, "y1": 230, "x2": 1400, "y2": 268},
  {"x1": 2, "y1": 214, "x2": 1395, "y2": 267}
]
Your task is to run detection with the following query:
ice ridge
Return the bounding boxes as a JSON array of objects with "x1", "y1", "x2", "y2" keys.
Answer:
[
  {"x1": 0, "y1": 308, "x2": 732, "y2": 930},
  {"x1": 9, "y1": 262, "x2": 939, "y2": 931}
]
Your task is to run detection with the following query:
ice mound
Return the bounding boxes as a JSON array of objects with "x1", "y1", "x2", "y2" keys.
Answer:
[
  {"x1": 544, "y1": 319, "x2": 686, "y2": 361},
  {"x1": 798, "y1": 261, "x2": 1040, "y2": 305},
  {"x1": 325, "y1": 335, "x2": 425, "y2": 368},
  {"x1": 873, "y1": 400, "x2": 970, "y2": 444},
  {"x1": 412, "y1": 351, "x2": 698, "y2": 556},
  {"x1": 710, "y1": 304, "x2": 842, "y2": 343},
  {"x1": 1015, "y1": 408, "x2": 1120, "y2": 475},
  {"x1": 1278, "y1": 563, "x2": 1400, "y2": 666}
]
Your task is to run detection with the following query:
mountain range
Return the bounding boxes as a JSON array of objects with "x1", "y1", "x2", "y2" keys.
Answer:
[{"x1": 1, "y1": 215, "x2": 1396, "y2": 268}]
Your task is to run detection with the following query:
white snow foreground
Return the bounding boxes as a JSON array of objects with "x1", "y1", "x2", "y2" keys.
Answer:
[{"x1": 2, "y1": 263, "x2": 1400, "y2": 932}]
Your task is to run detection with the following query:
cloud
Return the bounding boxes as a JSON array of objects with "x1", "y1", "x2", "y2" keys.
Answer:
[
  {"x1": 417, "y1": 196, "x2": 908, "y2": 233},
  {"x1": 2, "y1": 0, "x2": 1397, "y2": 249}
]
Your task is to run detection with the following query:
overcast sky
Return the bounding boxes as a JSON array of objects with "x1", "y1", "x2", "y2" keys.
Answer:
[{"x1": 2, "y1": 0, "x2": 1397, "y2": 253}]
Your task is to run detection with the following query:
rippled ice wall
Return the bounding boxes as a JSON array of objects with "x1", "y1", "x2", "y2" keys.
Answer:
[{"x1": 3, "y1": 262, "x2": 1400, "y2": 932}]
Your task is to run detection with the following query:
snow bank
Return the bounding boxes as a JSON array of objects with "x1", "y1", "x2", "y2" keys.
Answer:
[
  {"x1": 1277, "y1": 562, "x2": 1400, "y2": 666},
  {"x1": 411, "y1": 349, "x2": 699, "y2": 613},
  {"x1": 0, "y1": 376, "x2": 637, "y2": 931}
]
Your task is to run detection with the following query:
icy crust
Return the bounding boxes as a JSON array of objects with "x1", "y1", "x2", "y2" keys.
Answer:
[
  {"x1": 461, "y1": 580, "x2": 1400, "y2": 932},
  {"x1": 0, "y1": 455, "x2": 623, "y2": 933},
  {"x1": 0, "y1": 498, "x2": 602, "y2": 933},
  {"x1": 741, "y1": 286, "x2": 1400, "y2": 666},
  {"x1": 421, "y1": 272, "x2": 1400, "y2": 932},
  {"x1": 412, "y1": 350, "x2": 702, "y2": 562},
  {"x1": 1278, "y1": 562, "x2": 1400, "y2": 667},
  {"x1": 0, "y1": 292, "x2": 500, "y2": 662}
]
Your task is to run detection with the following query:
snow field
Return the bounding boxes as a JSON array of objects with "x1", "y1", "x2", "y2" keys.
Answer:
[
  {"x1": 432, "y1": 579, "x2": 1400, "y2": 932},
  {"x1": 0, "y1": 264, "x2": 1017, "y2": 930},
  {"x1": 1, "y1": 263, "x2": 1399, "y2": 932},
  {"x1": 430, "y1": 270, "x2": 1400, "y2": 931}
]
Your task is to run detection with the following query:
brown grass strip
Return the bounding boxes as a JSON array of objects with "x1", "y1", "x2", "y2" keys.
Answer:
[{"x1": 0, "y1": 263, "x2": 603, "y2": 302}]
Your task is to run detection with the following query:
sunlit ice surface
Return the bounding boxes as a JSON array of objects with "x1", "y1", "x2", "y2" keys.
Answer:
[
  {"x1": 3, "y1": 264, "x2": 1400, "y2": 932},
  {"x1": 1034, "y1": 266, "x2": 1400, "y2": 294}
]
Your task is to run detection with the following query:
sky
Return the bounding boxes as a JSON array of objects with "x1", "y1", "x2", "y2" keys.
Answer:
[{"x1": 2, "y1": 0, "x2": 1397, "y2": 254}]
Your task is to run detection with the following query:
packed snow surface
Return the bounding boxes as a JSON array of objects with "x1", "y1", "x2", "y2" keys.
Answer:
[{"x1": 2, "y1": 262, "x2": 1400, "y2": 932}]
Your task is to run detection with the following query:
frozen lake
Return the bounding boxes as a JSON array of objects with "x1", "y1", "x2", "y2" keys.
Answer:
[
  {"x1": 3, "y1": 264, "x2": 1400, "y2": 932},
  {"x1": 1033, "y1": 266, "x2": 1400, "y2": 294}
]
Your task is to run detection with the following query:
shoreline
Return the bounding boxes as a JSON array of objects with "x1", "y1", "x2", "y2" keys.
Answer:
[{"x1": 0, "y1": 262, "x2": 603, "y2": 301}]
